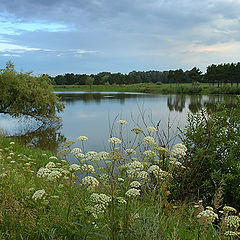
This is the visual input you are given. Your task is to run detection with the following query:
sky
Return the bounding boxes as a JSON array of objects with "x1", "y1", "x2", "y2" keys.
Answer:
[{"x1": 0, "y1": 0, "x2": 240, "y2": 75}]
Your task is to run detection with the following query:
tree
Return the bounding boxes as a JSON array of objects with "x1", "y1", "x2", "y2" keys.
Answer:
[
  {"x1": 85, "y1": 76, "x2": 94, "y2": 88},
  {"x1": 188, "y1": 67, "x2": 202, "y2": 85},
  {"x1": 0, "y1": 61, "x2": 64, "y2": 122}
]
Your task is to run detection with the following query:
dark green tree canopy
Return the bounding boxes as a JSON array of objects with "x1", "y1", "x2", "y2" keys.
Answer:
[{"x1": 0, "y1": 62, "x2": 64, "y2": 122}]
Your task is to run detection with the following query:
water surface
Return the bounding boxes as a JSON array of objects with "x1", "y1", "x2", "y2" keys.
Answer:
[{"x1": 0, "y1": 92, "x2": 235, "y2": 152}]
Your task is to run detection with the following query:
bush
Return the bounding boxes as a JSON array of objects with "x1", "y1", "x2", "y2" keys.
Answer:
[{"x1": 180, "y1": 97, "x2": 240, "y2": 208}]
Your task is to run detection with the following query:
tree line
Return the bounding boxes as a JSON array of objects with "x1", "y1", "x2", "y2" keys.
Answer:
[{"x1": 50, "y1": 62, "x2": 240, "y2": 86}]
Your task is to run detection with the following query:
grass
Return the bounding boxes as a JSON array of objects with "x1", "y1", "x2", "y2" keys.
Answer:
[
  {"x1": 53, "y1": 83, "x2": 240, "y2": 95},
  {"x1": 0, "y1": 130, "x2": 238, "y2": 239}
]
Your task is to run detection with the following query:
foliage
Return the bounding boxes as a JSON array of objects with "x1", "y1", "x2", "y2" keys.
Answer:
[
  {"x1": 1, "y1": 108, "x2": 240, "y2": 239},
  {"x1": 0, "y1": 61, "x2": 64, "y2": 122},
  {"x1": 0, "y1": 126, "x2": 222, "y2": 239},
  {"x1": 180, "y1": 97, "x2": 240, "y2": 208},
  {"x1": 51, "y1": 61, "x2": 240, "y2": 87}
]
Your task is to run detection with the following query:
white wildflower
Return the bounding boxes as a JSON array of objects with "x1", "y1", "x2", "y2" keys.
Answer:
[
  {"x1": 171, "y1": 144, "x2": 187, "y2": 158},
  {"x1": 125, "y1": 188, "x2": 141, "y2": 198},
  {"x1": 117, "y1": 120, "x2": 128, "y2": 125},
  {"x1": 125, "y1": 148, "x2": 136, "y2": 154},
  {"x1": 148, "y1": 165, "x2": 160, "y2": 176},
  {"x1": 32, "y1": 189, "x2": 46, "y2": 200},
  {"x1": 10, "y1": 160, "x2": 15, "y2": 163},
  {"x1": 37, "y1": 167, "x2": 51, "y2": 178},
  {"x1": 82, "y1": 164, "x2": 95, "y2": 173},
  {"x1": 142, "y1": 136, "x2": 156, "y2": 145},
  {"x1": 86, "y1": 151, "x2": 99, "y2": 161},
  {"x1": 77, "y1": 136, "x2": 88, "y2": 141},
  {"x1": 45, "y1": 162, "x2": 56, "y2": 169},
  {"x1": 197, "y1": 207, "x2": 218, "y2": 223},
  {"x1": 147, "y1": 126, "x2": 157, "y2": 132},
  {"x1": 90, "y1": 193, "x2": 111, "y2": 205},
  {"x1": 224, "y1": 216, "x2": 240, "y2": 229},
  {"x1": 117, "y1": 197, "x2": 127, "y2": 204},
  {"x1": 49, "y1": 156, "x2": 58, "y2": 160},
  {"x1": 58, "y1": 168, "x2": 70, "y2": 175},
  {"x1": 71, "y1": 148, "x2": 82, "y2": 154},
  {"x1": 224, "y1": 231, "x2": 237, "y2": 237},
  {"x1": 69, "y1": 164, "x2": 81, "y2": 172},
  {"x1": 82, "y1": 176, "x2": 99, "y2": 187},
  {"x1": 137, "y1": 171, "x2": 149, "y2": 180},
  {"x1": 223, "y1": 206, "x2": 237, "y2": 213},
  {"x1": 76, "y1": 153, "x2": 85, "y2": 158},
  {"x1": 10, "y1": 142, "x2": 15, "y2": 145},
  {"x1": 47, "y1": 170, "x2": 62, "y2": 181},
  {"x1": 143, "y1": 150, "x2": 157, "y2": 158},
  {"x1": 108, "y1": 137, "x2": 122, "y2": 144},
  {"x1": 98, "y1": 151, "x2": 109, "y2": 160},
  {"x1": 126, "y1": 161, "x2": 144, "y2": 171},
  {"x1": 130, "y1": 181, "x2": 141, "y2": 188}
]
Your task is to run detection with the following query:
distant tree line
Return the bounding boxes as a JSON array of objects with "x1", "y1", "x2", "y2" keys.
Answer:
[{"x1": 50, "y1": 62, "x2": 240, "y2": 87}]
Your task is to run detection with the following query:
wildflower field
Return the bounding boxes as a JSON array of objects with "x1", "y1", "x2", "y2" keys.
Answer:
[{"x1": 0, "y1": 110, "x2": 240, "y2": 239}]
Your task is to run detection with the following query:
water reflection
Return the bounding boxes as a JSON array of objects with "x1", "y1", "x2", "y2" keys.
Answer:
[
  {"x1": 0, "y1": 92, "x2": 236, "y2": 152},
  {"x1": 14, "y1": 121, "x2": 66, "y2": 151}
]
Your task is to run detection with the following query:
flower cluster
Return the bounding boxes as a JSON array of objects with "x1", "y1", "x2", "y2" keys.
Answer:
[
  {"x1": 125, "y1": 148, "x2": 136, "y2": 155},
  {"x1": 71, "y1": 148, "x2": 82, "y2": 154},
  {"x1": 86, "y1": 193, "x2": 111, "y2": 219},
  {"x1": 171, "y1": 144, "x2": 187, "y2": 158},
  {"x1": 147, "y1": 126, "x2": 157, "y2": 132},
  {"x1": 143, "y1": 150, "x2": 157, "y2": 158},
  {"x1": 108, "y1": 137, "x2": 122, "y2": 144},
  {"x1": 47, "y1": 170, "x2": 62, "y2": 181},
  {"x1": 223, "y1": 206, "x2": 237, "y2": 214},
  {"x1": 224, "y1": 215, "x2": 240, "y2": 229},
  {"x1": 69, "y1": 164, "x2": 81, "y2": 172},
  {"x1": 137, "y1": 171, "x2": 149, "y2": 180},
  {"x1": 85, "y1": 151, "x2": 99, "y2": 161},
  {"x1": 197, "y1": 206, "x2": 218, "y2": 223},
  {"x1": 125, "y1": 188, "x2": 141, "y2": 198},
  {"x1": 130, "y1": 181, "x2": 141, "y2": 188},
  {"x1": 82, "y1": 176, "x2": 99, "y2": 188},
  {"x1": 82, "y1": 164, "x2": 95, "y2": 173},
  {"x1": 117, "y1": 120, "x2": 128, "y2": 125},
  {"x1": 32, "y1": 189, "x2": 46, "y2": 200},
  {"x1": 142, "y1": 136, "x2": 156, "y2": 145},
  {"x1": 77, "y1": 136, "x2": 88, "y2": 141},
  {"x1": 125, "y1": 161, "x2": 144, "y2": 178},
  {"x1": 37, "y1": 167, "x2": 51, "y2": 178},
  {"x1": 45, "y1": 162, "x2": 56, "y2": 169}
]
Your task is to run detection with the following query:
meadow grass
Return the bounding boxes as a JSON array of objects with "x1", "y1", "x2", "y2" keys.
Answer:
[
  {"x1": 53, "y1": 83, "x2": 240, "y2": 95},
  {"x1": 0, "y1": 124, "x2": 238, "y2": 239}
]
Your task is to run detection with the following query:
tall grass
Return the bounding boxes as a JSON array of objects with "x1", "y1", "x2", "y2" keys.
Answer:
[{"x1": 0, "y1": 122, "x2": 238, "y2": 239}]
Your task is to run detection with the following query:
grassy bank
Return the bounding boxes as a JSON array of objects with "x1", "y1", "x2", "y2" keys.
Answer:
[
  {"x1": 54, "y1": 83, "x2": 240, "y2": 95},
  {"x1": 0, "y1": 128, "x2": 238, "y2": 239}
]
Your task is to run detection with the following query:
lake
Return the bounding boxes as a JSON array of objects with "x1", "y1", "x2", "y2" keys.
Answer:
[{"x1": 0, "y1": 92, "x2": 236, "y2": 152}]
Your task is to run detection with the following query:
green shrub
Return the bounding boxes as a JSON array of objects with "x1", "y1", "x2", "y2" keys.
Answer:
[{"x1": 179, "y1": 97, "x2": 240, "y2": 208}]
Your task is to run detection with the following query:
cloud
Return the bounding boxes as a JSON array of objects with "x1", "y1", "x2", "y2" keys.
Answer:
[{"x1": 0, "y1": 0, "x2": 239, "y2": 73}]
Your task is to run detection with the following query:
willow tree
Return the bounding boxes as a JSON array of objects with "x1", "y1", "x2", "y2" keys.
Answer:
[{"x1": 0, "y1": 62, "x2": 64, "y2": 122}]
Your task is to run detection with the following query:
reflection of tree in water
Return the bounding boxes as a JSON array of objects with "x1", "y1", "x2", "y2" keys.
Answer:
[
  {"x1": 167, "y1": 95, "x2": 186, "y2": 112},
  {"x1": 167, "y1": 94, "x2": 238, "y2": 113},
  {"x1": 57, "y1": 93, "x2": 150, "y2": 105},
  {"x1": 14, "y1": 120, "x2": 66, "y2": 151},
  {"x1": 204, "y1": 95, "x2": 237, "y2": 111},
  {"x1": 188, "y1": 95, "x2": 203, "y2": 113}
]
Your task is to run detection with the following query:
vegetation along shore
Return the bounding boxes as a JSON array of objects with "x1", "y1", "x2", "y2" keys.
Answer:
[{"x1": 0, "y1": 61, "x2": 240, "y2": 239}]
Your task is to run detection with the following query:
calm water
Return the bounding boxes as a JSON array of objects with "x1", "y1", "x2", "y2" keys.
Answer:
[{"x1": 0, "y1": 92, "x2": 236, "y2": 152}]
